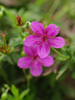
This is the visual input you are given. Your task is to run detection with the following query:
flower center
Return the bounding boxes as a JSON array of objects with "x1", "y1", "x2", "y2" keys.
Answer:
[
  {"x1": 42, "y1": 34, "x2": 47, "y2": 41},
  {"x1": 33, "y1": 56, "x2": 37, "y2": 60}
]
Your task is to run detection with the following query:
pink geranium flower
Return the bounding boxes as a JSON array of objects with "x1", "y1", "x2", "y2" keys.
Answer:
[
  {"x1": 24, "y1": 21, "x2": 65, "y2": 58},
  {"x1": 18, "y1": 45, "x2": 54, "y2": 77}
]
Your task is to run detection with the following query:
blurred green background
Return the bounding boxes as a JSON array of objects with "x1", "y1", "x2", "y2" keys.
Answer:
[{"x1": 0, "y1": 0, "x2": 75, "y2": 100}]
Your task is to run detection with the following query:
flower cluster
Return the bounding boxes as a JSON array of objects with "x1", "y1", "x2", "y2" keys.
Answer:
[
  {"x1": 18, "y1": 21, "x2": 65, "y2": 77},
  {"x1": 18, "y1": 45, "x2": 54, "y2": 77}
]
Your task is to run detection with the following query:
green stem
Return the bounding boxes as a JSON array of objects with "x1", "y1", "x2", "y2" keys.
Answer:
[
  {"x1": 25, "y1": 21, "x2": 31, "y2": 29},
  {"x1": 17, "y1": 26, "x2": 23, "y2": 39},
  {"x1": 3, "y1": 36, "x2": 7, "y2": 49},
  {"x1": 51, "y1": 47, "x2": 70, "y2": 59},
  {"x1": 22, "y1": 69, "x2": 28, "y2": 79},
  {"x1": 22, "y1": 69, "x2": 30, "y2": 88}
]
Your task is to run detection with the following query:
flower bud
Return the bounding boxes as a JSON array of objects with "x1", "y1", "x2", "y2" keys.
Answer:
[
  {"x1": 0, "y1": 6, "x2": 5, "y2": 18},
  {"x1": 14, "y1": 14, "x2": 24, "y2": 26},
  {"x1": 0, "y1": 31, "x2": 10, "y2": 54},
  {"x1": 1, "y1": 92, "x2": 7, "y2": 100},
  {"x1": 21, "y1": 51, "x2": 25, "y2": 57},
  {"x1": 0, "y1": 11, "x2": 3, "y2": 18}
]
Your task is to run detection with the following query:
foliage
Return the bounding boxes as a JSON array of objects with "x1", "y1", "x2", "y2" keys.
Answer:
[{"x1": 0, "y1": 0, "x2": 75, "y2": 100}]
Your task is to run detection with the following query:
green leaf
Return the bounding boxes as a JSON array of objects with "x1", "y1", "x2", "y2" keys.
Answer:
[
  {"x1": 11, "y1": 53, "x2": 20, "y2": 63},
  {"x1": 36, "y1": 0, "x2": 48, "y2": 6},
  {"x1": 72, "y1": 56, "x2": 75, "y2": 62},
  {"x1": 0, "y1": 40, "x2": 3, "y2": 46},
  {"x1": 57, "y1": 56, "x2": 67, "y2": 61},
  {"x1": 1, "y1": 92, "x2": 7, "y2": 100},
  {"x1": 18, "y1": 8, "x2": 25, "y2": 16},
  {"x1": 51, "y1": 90, "x2": 62, "y2": 100},
  {"x1": 19, "y1": 89, "x2": 30, "y2": 99},
  {"x1": 9, "y1": 38, "x2": 23, "y2": 47},
  {"x1": 71, "y1": 72, "x2": 75, "y2": 79},
  {"x1": 5, "y1": 55, "x2": 14, "y2": 65},
  {"x1": 0, "y1": 5, "x2": 5, "y2": 18},
  {"x1": 5, "y1": 8, "x2": 17, "y2": 25},
  {"x1": 7, "y1": 94, "x2": 14, "y2": 100},
  {"x1": 0, "y1": 55, "x2": 5, "y2": 62},
  {"x1": 64, "y1": 86, "x2": 75, "y2": 99},
  {"x1": 11, "y1": 85, "x2": 19, "y2": 98},
  {"x1": 4, "y1": 84, "x2": 9, "y2": 89},
  {"x1": 56, "y1": 64, "x2": 68, "y2": 80}
]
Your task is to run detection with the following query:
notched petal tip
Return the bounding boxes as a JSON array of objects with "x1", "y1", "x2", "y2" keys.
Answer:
[
  {"x1": 48, "y1": 37, "x2": 65, "y2": 48},
  {"x1": 46, "y1": 24, "x2": 59, "y2": 36},
  {"x1": 40, "y1": 56, "x2": 54, "y2": 67},
  {"x1": 17, "y1": 57, "x2": 32, "y2": 69},
  {"x1": 30, "y1": 62, "x2": 42, "y2": 77},
  {"x1": 31, "y1": 21, "x2": 45, "y2": 36}
]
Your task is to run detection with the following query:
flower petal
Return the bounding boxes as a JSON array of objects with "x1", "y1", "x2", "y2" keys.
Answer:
[
  {"x1": 23, "y1": 45, "x2": 38, "y2": 56},
  {"x1": 38, "y1": 41, "x2": 50, "y2": 58},
  {"x1": 40, "y1": 56, "x2": 54, "y2": 67},
  {"x1": 23, "y1": 45, "x2": 34, "y2": 56},
  {"x1": 24, "y1": 35, "x2": 42, "y2": 47},
  {"x1": 31, "y1": 21, "x2": 45, "y2": 35},
  {"x1": 30, "y1": 61, "x2": 42, "y2": 77},
  {"x1": 48, "y1": 37, "x2": 65, "y2": 48},
  {"x1": 17, "y1": 57, "x2": 32, "y2": 69},
  {"x1": 46, "y1": 24, "x2": 59, "y2": 36}
]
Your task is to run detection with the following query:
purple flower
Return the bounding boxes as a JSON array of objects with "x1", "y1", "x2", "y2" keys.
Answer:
[
  {"x1": 24, "y1": 21, "x2": 65, "y2": 58},
  {"x1": 18, "y1": 45, "x2": 54, "y2": 77}
]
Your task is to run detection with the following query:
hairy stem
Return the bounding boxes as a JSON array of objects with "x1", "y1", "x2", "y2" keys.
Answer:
[
  {"x1": 3, "y1": 36, "x2": 7, "y2": 49},
  {"x1": 22, "y1": 69, "x2": 30, "y2": 88},
  {"x1": 51, "y1": 47, "x2": 70, "y2": 59}
]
